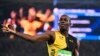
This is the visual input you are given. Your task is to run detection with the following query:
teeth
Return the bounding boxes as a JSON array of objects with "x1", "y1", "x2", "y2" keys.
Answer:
[{"x1": 61, "y1": 25, "x2": 64, "y2": 26}]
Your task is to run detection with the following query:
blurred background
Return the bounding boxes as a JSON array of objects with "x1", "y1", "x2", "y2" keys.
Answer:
[{"x1": 0, "y1": 0, "x2": 100, "y2": 56}]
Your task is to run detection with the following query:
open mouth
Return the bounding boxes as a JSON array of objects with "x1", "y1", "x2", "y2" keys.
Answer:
[
  {"x1": 61, "y1": 25, "x2": 65, "y2": 26},
  {"x1": 60, "y1": 25, "x2": 65, "y2": 28}
]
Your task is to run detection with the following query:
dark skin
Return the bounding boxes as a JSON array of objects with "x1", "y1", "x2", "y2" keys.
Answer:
[
  {"x1": 2, "y1": 15, "x2": 78, "y2": 55},
  {"x1": 3, "y1": 15, "x2": 70, "y2": 42}
]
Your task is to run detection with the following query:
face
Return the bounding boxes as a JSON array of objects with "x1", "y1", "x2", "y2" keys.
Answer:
[
  {"x1": 10, "y1": 11, "x2": 16, "y2": 19},
  {"x1": 45, "y1": 9, "x2": 51, "y2": 15},
  {"x1": 19, "y1": 8, "x2": 23, "y2": 17},
  {"x1": 59, "y1": 15, "x2": 70, "y2": 31},
  {"x1": 28, "y1": 7, "x2": 36, "y2": 17}
]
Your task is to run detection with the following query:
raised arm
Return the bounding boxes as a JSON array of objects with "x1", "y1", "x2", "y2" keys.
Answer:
[{"x1": 2, "y1": 25, "x2": 54, "y2": 42}]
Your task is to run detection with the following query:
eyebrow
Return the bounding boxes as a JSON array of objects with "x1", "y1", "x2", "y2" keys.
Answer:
[{"x1": 60, "y1": 18, "x2": 68, "y2": 21}]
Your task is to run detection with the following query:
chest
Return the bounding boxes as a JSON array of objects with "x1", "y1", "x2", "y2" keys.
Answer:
[{"x1": 53, "y1": 32, "x2": 67, "y2": 49}]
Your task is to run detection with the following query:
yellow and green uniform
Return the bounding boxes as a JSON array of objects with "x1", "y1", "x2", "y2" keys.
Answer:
[{"x1": 47, "y1": 31, "x2": 72, "y2": 56}]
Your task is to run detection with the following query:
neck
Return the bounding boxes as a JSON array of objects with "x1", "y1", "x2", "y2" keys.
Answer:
[{"x1": 60, "y1": 30, "x2": 68, "y2": 37}]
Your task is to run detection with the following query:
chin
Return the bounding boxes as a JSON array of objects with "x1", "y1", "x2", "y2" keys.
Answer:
[{"x1": 60, "y1": 28, "x2": 66, "y2": 31}]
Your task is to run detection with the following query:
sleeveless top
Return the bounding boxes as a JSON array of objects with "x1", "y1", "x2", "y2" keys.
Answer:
[{"x1": 47, "y1": 31, "x2": 70, "y2": 56}]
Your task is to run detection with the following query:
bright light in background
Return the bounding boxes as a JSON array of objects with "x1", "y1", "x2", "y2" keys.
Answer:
[
  {"x1": 54, "y1": 8, "x2": 100, "y2": 40},
  {"x1": 71, "y1": 28, "x2": 92, "y2": 32},
  {"x1": 68, "y1": 15, "x2": 78, "y2": 18},
  {"x1": 71, "y1": 20, "x2": 90, "y2": 24}
]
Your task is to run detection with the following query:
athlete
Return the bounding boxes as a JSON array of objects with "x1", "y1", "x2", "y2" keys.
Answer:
[{"x1": 2, "y1": 15, "x2": 78, "y2": 56}]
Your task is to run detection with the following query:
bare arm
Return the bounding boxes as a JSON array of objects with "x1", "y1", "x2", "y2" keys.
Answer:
[
  {"x1": 14, "y1": 31, "x2": 51, "y2": 42},
  {"x1": 75, "y1": 39, "x2": 79, "y2": 56},
  {"x1": 75, "y1": 40, "x2": 79, "y2": 56},
  {"x1": 2, "y1": 25, "x2": 53, "y2": 42}
]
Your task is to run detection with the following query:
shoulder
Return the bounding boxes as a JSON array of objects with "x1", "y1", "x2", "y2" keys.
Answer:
[
  {"x1": 45, "y1": 31, "x2": 55, "y2": 36},
  {"x1": 45, "y1": 31, "x2": 55, "y2": 44},
  {"x1": 45, "y1": 30, "x2": 60, "y2": 36},
  {"x1": 68, "y1": 34, "x2": 77, "y2": 41}
]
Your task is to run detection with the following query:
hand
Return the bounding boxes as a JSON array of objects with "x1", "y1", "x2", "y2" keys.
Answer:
[
  {"x1": 2, "y1": 24, "x2": 16, "y2": 33},
  {"x1": 2, "y1": 24, "x2": 9, "y2": 32}
]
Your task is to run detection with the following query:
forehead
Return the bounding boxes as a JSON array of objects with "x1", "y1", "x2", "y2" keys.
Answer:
[{"x1": 59, "y1": 15, "x2": 69, "y2": 21}]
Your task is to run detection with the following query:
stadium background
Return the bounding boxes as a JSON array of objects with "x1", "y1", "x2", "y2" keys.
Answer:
[{"x1": 0, "y1": 0, "x2": 100, "y2": 56}]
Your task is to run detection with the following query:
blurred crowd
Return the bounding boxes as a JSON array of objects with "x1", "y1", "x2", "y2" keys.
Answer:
[{"x1": 2, "y1": 7, "x2": 54, "y2": 39}]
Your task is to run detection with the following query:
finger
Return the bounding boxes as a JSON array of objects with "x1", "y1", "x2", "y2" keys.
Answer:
[
  {"x1": 2, "y1": 28, "x2": 9, "y2": 32},
  {"x1": 2, "y1": 24, "x2": 14, "y2": 33},
  {"x1": 2, "y1": 24, "x2": 8, "y2": 28},
  {"x1": 2, "y1": 25, "x2": 8, "y2": 30}
]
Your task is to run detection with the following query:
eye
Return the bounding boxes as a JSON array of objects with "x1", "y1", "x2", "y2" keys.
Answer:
[{"x1": 64, "y1": 19, "x2": 67, "y2": 21}]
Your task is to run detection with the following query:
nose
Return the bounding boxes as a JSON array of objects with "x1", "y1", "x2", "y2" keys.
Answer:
[
  {"x1": 61, "y1": 21, "x2": 64, "y2": 24},
  {"x1": 59, "y1": 21, "x2": 65, "y2": 25}
]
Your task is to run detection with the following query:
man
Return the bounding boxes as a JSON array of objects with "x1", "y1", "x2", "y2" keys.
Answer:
[
  {"x1": 2, "y1": 15, "x2": 78, "y2": 56},
  {"x1": 19, "y1": 7, "x2": 43, "y2": 36}
]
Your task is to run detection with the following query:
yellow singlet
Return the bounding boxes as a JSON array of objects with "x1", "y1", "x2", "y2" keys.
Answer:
[{"x1": 47, "y1": 31, "x2": 67, "y2": 56}]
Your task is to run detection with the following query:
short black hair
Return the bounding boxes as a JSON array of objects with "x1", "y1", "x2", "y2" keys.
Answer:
[{"x1": 60, "y1": 15, "x2": 70, "y2": 22}]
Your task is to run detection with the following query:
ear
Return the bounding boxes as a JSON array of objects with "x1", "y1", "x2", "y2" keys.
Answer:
[{"x1": 70, "y1": 23, "x2": 73, "y2": 27}]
